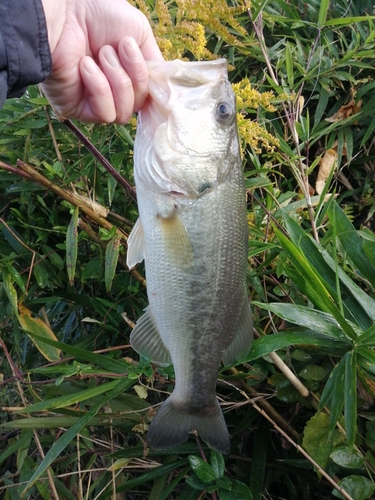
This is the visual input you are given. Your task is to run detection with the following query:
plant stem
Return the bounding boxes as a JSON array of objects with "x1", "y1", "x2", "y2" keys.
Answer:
[{"x1": 63, "y1": 119, "x2": 137, "y2": 202}]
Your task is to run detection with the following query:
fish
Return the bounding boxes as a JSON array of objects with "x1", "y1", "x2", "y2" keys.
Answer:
[{"x1": 126, "y1": 58, "x2": 253, "y2": 455}]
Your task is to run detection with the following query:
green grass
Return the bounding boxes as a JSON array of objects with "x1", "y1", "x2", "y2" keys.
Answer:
[{"x1": 2, "y1": 0, "x2": 375, "y2": 498}]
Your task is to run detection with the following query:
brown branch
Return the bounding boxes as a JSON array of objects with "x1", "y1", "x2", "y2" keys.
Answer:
[
  {"x1": 229, "y1": 366, "x2": 299, "y2": 441},
  {"x1": 63, "y1": 119, "x2": 137, "y2": 202},
  {"x1": 16, "y1": 159, "x2": 123, "y2": 235},
  {"x1": 0, "y1": 160, "x2": 33, "y2": 180},
  {"x1": 15, "y1": 159, "x2": 145, "y2": 286}
]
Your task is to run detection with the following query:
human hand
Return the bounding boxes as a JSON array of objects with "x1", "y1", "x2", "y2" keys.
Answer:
[{"x1": 40, "y1": 0, "x2": 163, "y2": 123}]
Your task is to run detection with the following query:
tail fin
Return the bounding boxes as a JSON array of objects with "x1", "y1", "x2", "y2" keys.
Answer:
[{"x1": 147, "y1": 394, "x2": 230, "y2": 454}]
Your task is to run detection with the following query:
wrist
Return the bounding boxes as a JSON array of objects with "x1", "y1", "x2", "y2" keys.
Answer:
[{"x1": 40, "y1": 0, "x2": 69, "y2": 53}]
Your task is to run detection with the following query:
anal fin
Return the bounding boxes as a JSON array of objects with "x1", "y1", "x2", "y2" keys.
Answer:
[
  {"x1": 222, "y1": 297, "x2": 253, "y2": 366},
  {"x1": 130, "y1": 306, "x2": 172, "y2": 367}
]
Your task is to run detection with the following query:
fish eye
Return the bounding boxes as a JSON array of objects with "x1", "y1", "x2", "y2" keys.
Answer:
[{"x1": 215, "y1": 101, "x2": 234, "y2": 124}]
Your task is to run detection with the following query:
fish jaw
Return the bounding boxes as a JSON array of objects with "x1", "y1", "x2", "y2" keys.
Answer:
[{"x1": 134, "y1": 59, "x2": 239, "y2": 199}]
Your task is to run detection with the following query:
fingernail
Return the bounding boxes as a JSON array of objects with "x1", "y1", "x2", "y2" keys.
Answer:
[
  {"x1": 104, "y1": 47, "x2": 121, "y2": 68},
  {"x1": 123, "y1": 38, "x2": 140, "y2": 62},
  {"x1": 81, "y1": 57, "x2": 97, "y2": 75}
]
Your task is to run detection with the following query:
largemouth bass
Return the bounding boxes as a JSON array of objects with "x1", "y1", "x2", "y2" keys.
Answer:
[{"x1": 127, "y1": 58, "x2": 253, "y2": 454}]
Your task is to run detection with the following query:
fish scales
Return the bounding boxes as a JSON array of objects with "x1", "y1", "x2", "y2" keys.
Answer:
[{"x1": 127, "y1": 59, "x2": 253, "y2": 454}]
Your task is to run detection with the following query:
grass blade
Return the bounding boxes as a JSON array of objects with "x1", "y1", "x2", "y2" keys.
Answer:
[
  {"x1": 319, "y1": 356, "x2": 345, "y2": 433},
  {"x1": 318, "y1": 0, "x2": 330, "y2": 26},
  {"x1": 105, "y1": 235, "x2": 121, "y2": 292},
  {"x1": 24, "y1": 332, "x2": 129, "y2": 374},
  {"x1": 250, "y1": 425, "x2": 269, "y2": 500},
  {"x1": 328, "y1": 202, "x2": 375, "y2": 289},
  {"x1": 247, "y1": 328, "x2": 350, "y2": 362},
  {"x1": 17, "y1": 379, "x2": 121, "y2": 413},
  {"x1": 18, "y1": 304, "x2": 61, "y2": 362},
  {"x1": 114, "y1": 459, "x2": 188, "y2": 494},
  {"x1": 345, "y1": 351, "x2": 357, "y2": 450},
  {"x1": 66, "y1": 207, "x2": 79, "y2": 285},
  {"x1": 253, "y1": 302, "x2": 350, "y2": 340},
  {"x1": 282, "y1": 211, "x2": 375, "y2": 328},
  {"x1": 21, "y1": 376, "x2": 133, "y2": 494},
  {"x1": 275, "y1": 227, "x2": 357, "y2": 340}
]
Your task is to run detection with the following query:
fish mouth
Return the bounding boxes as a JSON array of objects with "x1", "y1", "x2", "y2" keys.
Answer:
[
  {"x1": 146, "y1": 58, "x2": 228, "y2": 85},
  {"x1": 144, "y1": 58, "x2": 230, "y2": 119}
]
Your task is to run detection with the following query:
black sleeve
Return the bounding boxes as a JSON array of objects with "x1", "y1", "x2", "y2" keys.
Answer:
[{"x1": 0, "y1": 0, "x2": 52, "y2": 109}]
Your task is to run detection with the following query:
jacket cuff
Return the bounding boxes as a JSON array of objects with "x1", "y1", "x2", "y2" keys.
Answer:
[{"x1": 0, "y1": 0, "x2": 52, "y2": 102}]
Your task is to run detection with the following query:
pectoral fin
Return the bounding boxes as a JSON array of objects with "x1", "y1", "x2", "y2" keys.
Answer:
[
  {"x1": 160, "y1": 214, "x2": 193, "y2": 267},
  {"x1": 127, "y1": 218, "x2": 145, "y2": 269},
  {"x1": 222, "y1": 298, "x2": 253, "y2": 366},
  {"x1": 130, "y1": 306, "x2": 172, "y2": 367}
]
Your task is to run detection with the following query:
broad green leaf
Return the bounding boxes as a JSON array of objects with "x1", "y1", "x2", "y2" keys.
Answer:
[
  {"x1": 18, "y1": 305, "x2": 61, "y2": 362},
  {"x1": 105, "y1": 235, "x2": 121, "y2": 292},
  {"x1": 186, "y1": 475, "x2": 208, "y2": 491},
  {"x1": 299, "y1": 365, "x2": 328, "y2": 382},
  {"x1": 313, "y1": 86, "x2": 329, "y2": 129},
  {"x1": 357, "y1": 347, "x2": 375, "y2": 378},
  {"x1": 275, "y1": 228, "x2": 357, "y2": 340},
  {"x1": 318, "y1": 0, "x2": 329, "y2": 26},
  {"x1": 247, "y1": 329, "x2": 349, "y2": 362},
  {"x1": 4, "y1": 262, "x2": 26, "y2": 293},
  {"x1": 285, "y1": 43, "x2": 294, "y2": 87},
  {"x1": 188, "y1": 455, "x2": 216, "y2": 485},
  {"x1": 210, "y1": 450, "x2": 225, "y2": 480},
  {"x1": 134, "y1": 384, "x2": 148, "y2": 399},
  {"x1": 323, "y1": 16, "x2": 375, "y2": 27},
  {"x1": 332, "y1": 475, "x2": 375, "y2": 500},
  {"x1": 21, "y1": 376, "x2": 134, "y2": 494},
  {"x1": 345, "y1": 351, "x2": 357, "y2": 450},
  {"x1": 328, "y1": 202, "x2": 375, "y2": 289},
  {"x1": 23, "y1": 332, "x2": 128, "y2": 374},
  {"x1": 16, "y1": 429, "x2": 33, "y2": 471},
  {"x1": 33, "y1": 263, "x2": 49, "y2": 288},
  {"x1": 282, "y1": 211, "x2": 375, "y2": 328},
  {"x1": 330, "y1": 446, "x2": 364, "y2": 469},
  {"x1": 66, "y1": 206, "x2": 79, "y2": 285},
  {"x1": 2, "y1": 269, "x2": 20, "y2": 320},
  {"x1": 319, "y1": 356, "x2": 345, "y2": 433},
  {"x1": 253, "y1": 302, "x2": 348, "y2": 341},
  {"x1": 220, "y1": 479, "x2": 253, "y2": 500},
  {"x1": 363, "y1": 240, "x2": 375, "y2": 270},
  {"x1": 107, "y1": 175, "x2": 117, "y2": 207},
  {"x1": 0, "y1": 429, "x2": 33, "y2": 466},
  {"x1": 17, "y1": 379, "x2": 121, "y2": 413},
  {"x1": 1, "y1": 415, "x2": 126, "y2": 429},
  {"x1": 302, "y1": 412, "x2": 345, "y2": 470},
  {"x1": 357, "y1": 324, "x2": 375, "y2": 347},
  {"x1": 108, "y1": 458, "x2": 132, "y2": 471}
]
